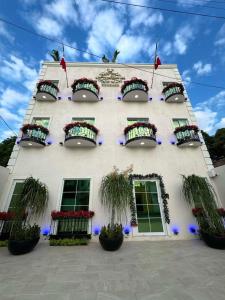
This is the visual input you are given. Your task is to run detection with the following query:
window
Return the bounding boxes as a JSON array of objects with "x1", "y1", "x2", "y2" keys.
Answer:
[
  {"x1": 8, "y1": 182, "x2": 24, "y2": 212},
  {"x1": 134, "y1": 180, "x2": 164, "y2": 233},
  {"x1": 173, "y1": 119, "x2": 188, "y2": 129},
  {"x1": 32, "y1": 117, "x2": 50, "y2": 128},
  {"x1": 127, "y1": 118, "x2": 149, "y2": 126},
  {"x1": 61, "y1": 179, "x2": 90, "y2": 212},
  {"x1": 162, "y1": 82, "x2": 176, "y2": 87},
  {"x1": 58, "y1": 179, "x2": 91, "y2": 234},
  {"x1": 72, "y1": 118, "x2": 95, "y2": 125},
  {"x1": 51, "y1": 80, "x2": 59, "y2": 87}
]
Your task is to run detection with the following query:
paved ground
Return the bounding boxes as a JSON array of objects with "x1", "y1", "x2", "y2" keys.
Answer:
[{"x1": 0, "y1": 238, "x2": 225, "y2": 300}]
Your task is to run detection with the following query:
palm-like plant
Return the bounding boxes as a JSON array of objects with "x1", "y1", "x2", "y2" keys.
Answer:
[
  {"x1": 49, "y1": 50, "x2": 60, "y2": 61},
  {"x1": 182, "y1": 175, "x2": 224, "y2": 235},
  {"x1": 100, "y1": 166, "x2": 133, "y2": 226},
  {"x1": 15, "y1": 177, "x2": 48, "y2": 222}
]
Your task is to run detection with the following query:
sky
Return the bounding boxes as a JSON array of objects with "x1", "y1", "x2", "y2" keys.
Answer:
[{"x1": 0, "y1": 0, "x2": 225, "y2": 141}]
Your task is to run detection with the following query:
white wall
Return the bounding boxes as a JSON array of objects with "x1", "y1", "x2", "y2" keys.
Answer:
[
  {"x1": 0, "y1": 166, "x2": 9, "y2": 198},
  {"x1": 0, "y1": 62, "x2": 217, "y2": 240}
]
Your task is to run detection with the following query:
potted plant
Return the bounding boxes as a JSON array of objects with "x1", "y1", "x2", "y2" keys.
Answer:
[
  {"x1": 8, "y1": 177, "x2": 48, "y2": 255},
  {"x1": 182, "y1": 175, "x2": 225, "y2": 249},
  {"x1": 99, "y1": 166, "x2": 133, "y2": 251}
]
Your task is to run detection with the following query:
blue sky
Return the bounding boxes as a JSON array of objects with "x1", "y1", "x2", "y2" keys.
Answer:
[{"x1": 0, "y1": 0, "x2": 225, "y2": 140}]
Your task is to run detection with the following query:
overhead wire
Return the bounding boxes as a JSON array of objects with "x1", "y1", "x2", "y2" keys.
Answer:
[
  {"x1": 99, "y1": 0, "x2": 225, "y2": 20},
  {"x1": 152, "y1": 0, "x2": 225, "y2": 11},
  {"x1": 0, "y1": 116, "x2": 18, "y2": 136},
  {"x1": 0, "y1": 17, "x2": 225, "y2": 90}
]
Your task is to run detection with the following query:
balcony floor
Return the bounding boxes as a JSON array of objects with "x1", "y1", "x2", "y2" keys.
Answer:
[{"x1": 0, "y1": 239, "x2": 224, "y2": 300}]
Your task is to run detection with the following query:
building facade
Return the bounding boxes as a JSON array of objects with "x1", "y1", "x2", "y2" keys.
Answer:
[{"x1": 0, "y1": 62, "x2": 220, "y2": 240}]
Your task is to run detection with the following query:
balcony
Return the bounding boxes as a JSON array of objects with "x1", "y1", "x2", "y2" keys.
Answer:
[
  {"x1": 36, "y1": 80, "x2": 58, "y2": 101},
  {"x1": 162, "y1": 83, "x2": 185, "y2": 103},
  {"x1": 64, "y1": 122, "x2": 98, "y2": 147},
  {"x1": 121, "y1": 78, "x2": 149, "y2": 102},
  {"x1": 174, "y1": 125, "x2": 202, "y2": 147},
  {"x1": 124, "y1": 122, "x2": 157, "y2": 147},
  {"x1": 19, "y1": 124, "x2": 49, "y2": 147},
  {"x1": 71, "y1": 78, "x2": 100, "y2": 102}
]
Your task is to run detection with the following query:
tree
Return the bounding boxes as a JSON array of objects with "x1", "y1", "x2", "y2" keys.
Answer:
[
  {"x1": 201, "y1": 129, "x2": 225, "y2": 161},
  {"x1": 0, "y1": 136, "x2": 16, "y2": 167}
]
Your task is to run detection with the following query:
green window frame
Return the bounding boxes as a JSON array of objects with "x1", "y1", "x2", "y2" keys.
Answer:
[
  {"x1": 61, "y1": 179, "x2": 90, "y2": 212},
  {"x1": 72, "y1": 118, "x2": 95, "y2": 125},
  {"x1": 8, "y1": 182, "x2": 24, "y2": 212},
  {"x1": 32, "y1": 117, "x2": 50, "y2": 128},
  {"x1": 134, "y1": 180, "x2": 164, "y2": 233},
  {"x1": 127, "y1": 118, "x2": 149, "y2": 126}
]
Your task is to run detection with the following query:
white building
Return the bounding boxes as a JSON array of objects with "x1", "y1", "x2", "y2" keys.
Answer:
[{"x1": 0, "y1": 62, "x2": 220, "y2": 240}]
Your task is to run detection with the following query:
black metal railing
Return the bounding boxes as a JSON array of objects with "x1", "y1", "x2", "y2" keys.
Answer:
[
  {"x1": 175, "y1": 128, "x2": 201, "y2": 146},
  {"x1": 50, "y1": 218, "x2": 91, "y2": 238}
]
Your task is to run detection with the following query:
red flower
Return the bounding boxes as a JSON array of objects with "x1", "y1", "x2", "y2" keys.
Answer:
[
  {"x1": 63, "y1": 122, "x2": 99, "y2": 135},
  {"x1": 0, "y1": 211, "x2": 27, "y2": 220},
  {"x1": 51, "y1": 210, "x2": 95, "y2": 220},
  {"x1": 174, "y1": 125, "x2": 199, "y2": 134},
  {"x1": 192, "y1": 208, "x2": 203, "y2": 217},
  {"x1": 124, "y1": 122, "x2": 157, "y2": 135},
  {"x1": 217, "y1": 208, "x2": 225, "y2": 217},
  {"x1": 37, "y1": 80, "x2": 59, "y2": 92},
  {"x1": 71, "y1": 78, "x2": 100, "y2": 93},
  {"x1": 121, "y1": 78, "x2": 149, "y2": 94},
  {"x1": 21, "y1": 124, "x2": 49, "y2": 135},
  {"x1": 162, "y1": 82, "x2": 184, "y2": 94}
]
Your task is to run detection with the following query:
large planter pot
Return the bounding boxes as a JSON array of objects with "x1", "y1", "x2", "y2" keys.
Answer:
[
  {"x1": 99, "y1": 233, "x2": 124, "y2": 251},
  {"x1": 8, "y1": 237, "x2": 40, "y2": 255},
  {"x1": 200, "y1": 231, "x2": 225, "y2": 250}
]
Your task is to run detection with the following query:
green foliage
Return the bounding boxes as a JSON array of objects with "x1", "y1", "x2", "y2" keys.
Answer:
[
  {"x1": 100, "y1": 166, "x2": 133, "y2": 225},
  {"x1": 49, "y1": 238, "x2": 88, "y2": 246},
  {"x1": 16, "y1": 177, "x2": 48, "y2": 220},
  {"x1": 202, "y1": 129, "x2": 225, "y2": 160},
  {"x1": 0, "y1": 240, "x2": 8, "y2": 247},
  {"x1": 0, "y1": 136, "x2": 16, "y2": 167},
  {"x1": 102, "y1": 55, "x2": 110, "y2": 63},
  {"x1": 100, "y1": 224, "x2": 123, "y2": 239},
  {"x1": 9, "y1": 224, "x2": 40, "y2": 241},
  {"x1": 182, "y1": 175, "x2": 224, "y2": 235},
  {"x1": 49, "y1": 49, "x2": 60, "y2": 61}
]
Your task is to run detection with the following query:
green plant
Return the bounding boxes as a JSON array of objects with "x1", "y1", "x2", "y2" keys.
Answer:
[
  {"x1": 182, "y1": 175, "x2": 224, "y2": 235},
  {"x1": 0, "y1": 240, "x2": 8, "y2": 247},
  {"x1": 49, "y1": 238, "x2": 88, "y2": 246},
  {"x1": 100, "y1": 224, "x2": 123, "y2": 239},
  {"x1": 15, "y1": 177, "x2": 48, "y2": 221},
  {"x1": 100, "y1": 166, "x2": 133, "y2": 226},
  {"x1": 9, "y1": 224, "x2": 40, "y2": 241},
  {"x1": 49, "y1": 49, "x2": 60, "y2": 61}
]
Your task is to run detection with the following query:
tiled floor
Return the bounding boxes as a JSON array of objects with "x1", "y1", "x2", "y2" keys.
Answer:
[{"x1": 0, "y1": 239, "x2": 225, "y2": 300}]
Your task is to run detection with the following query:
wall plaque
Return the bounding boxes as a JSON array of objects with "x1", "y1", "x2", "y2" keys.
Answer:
[{"x1": 96, "y1": 68, "x2": 125, "y2": 87}]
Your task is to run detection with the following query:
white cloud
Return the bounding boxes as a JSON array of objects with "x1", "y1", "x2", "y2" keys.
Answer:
[
  {"x1": 0, "y1": 107, "x2": 22, "y2": 123},
  {"x1": 215, "y1": 24, "x2": 225, "y2": 47},
  {"x1": 162, "y1": 42, "x2": 172, "y2": 56},
  {"x1": 0, "y1": 130, "x2": 16, "y2": 141},
  {"x1": 0, "y1": 22, "x2": 14, "y2": 43},
  {"x1": 85, "y1": 9, "x2": 125, "y2": 57},
  {"x1": 128, "y1": 0, "x2": 163, "y2": 29},
  {"x1": 174, "y1": 25, "x2": 194, "y2": 55},
  {"x1": 216, "y1": 118, "x2": 225, "y2": 128},
  {"x1": 182, "y1": 70, "x2": 191, "y2": 87},
  {"x1": 45, "y1": 0, "x2": 78, "y2": 25},
  {"x1": 193, "y1": 61, "x2": 212, "y2": 76},
  {"x1": 194, "y1": 107, "x2": 217, "y2": 133},
  {"x1": 0, "y1": 55, "x2": 38, "y2": 91},
  {"x1": 0, "y1": 88, "x2": 30, "y2": 109},
  {"x1": 36, "y1": 17, "x2": 63, "y2": 38},
  {"x1": 177, "y1": 0, "x2": 210, "y2": 6}
]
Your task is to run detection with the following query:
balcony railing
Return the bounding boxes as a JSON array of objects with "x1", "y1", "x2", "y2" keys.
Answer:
[
  {"x1": 36, "y1": 80, "x2": 58, "y2": 101},
  {"x1": 124, "y1": 122, "x2": 157, "y2": 147},
  {"x1": 64, "y1": 122, "x2": 98, "y2": 147},
  {"x1": 71, "y1": 78, "x2": 100, "y2": 102},
  {"x1": 19, "y1": 124, "x2": 49, "y2": 147},
  {"x1": 121, "y1": 78, "x2": 149, "y2": 102},
  {"x1": 174, "y1": 125, "x2": 201, "y2": 147},
  {"x1": 50, "y1": 210, "x2": 94, "y2": 238},
  {"x1": 162, "y1": 83, "x2": 185, "y2": 103}
]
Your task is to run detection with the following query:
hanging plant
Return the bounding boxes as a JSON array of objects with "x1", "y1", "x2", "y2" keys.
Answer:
[
  {"x1": 129, "y1": 174, "x2": 170, "y2": 226},
  {"x1": 63, "y1": 122, "x2": 99, "y2": 135},
  {"x1": 174, "y1": 125, "x2": 199, "y2": 134},
  {"x1": 37, "y1": 80, "x2": 59, "y2": 92},
  {"x1": 124, "y1": 122, "x2": 157, "y2": 135},
  {"x1": 71, "y1": 78, "x2": 100, "y2": 93},
  {"x1": 121, "y1": 78, "x2": 149, "y2": 94},
  {"x1": 21, "y1": 124, "x2": 49, "y2": 135},
  {"x1": 162, "y1": 82, "x2": 184, "y2": 94}
]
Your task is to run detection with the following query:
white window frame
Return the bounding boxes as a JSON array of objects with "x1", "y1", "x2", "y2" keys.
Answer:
[{"x1": 132, "y1": 179, "x2": 167, "y2": 236}]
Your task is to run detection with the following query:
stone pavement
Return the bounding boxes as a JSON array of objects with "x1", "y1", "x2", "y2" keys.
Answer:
[{"x1": 0, "y1": 239, "x2": 225, "y2": 300}]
